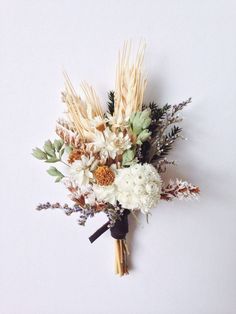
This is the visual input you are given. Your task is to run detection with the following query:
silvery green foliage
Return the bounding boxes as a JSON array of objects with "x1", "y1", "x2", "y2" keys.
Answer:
[
  {"x1": 130, "y1": 109, "x2": 152, "y2": 135},
  {"x1": 47, "y1": 167, "x2": 64, "y2": 182},
  {"x1": 122, "y1": 149, "x2": 136, "y2": 166},
  {"x1": 129, "y1": 110, "x2": 152, "y2": 144},
  {"x1": 33, "y1": 139, "x2": 64, "y2": 162},
  {"x1": 32, "y1": 138, "x2": 70, "y2": 182},
  {"x1": 32, "y1": 148, "x2": 47, "y2": 160},
  {"x1": 122, "y1": 109, "x2": 152, "y2": 166}
]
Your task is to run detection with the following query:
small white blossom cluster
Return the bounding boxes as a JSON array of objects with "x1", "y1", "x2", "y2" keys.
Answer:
[
  {"x1": 93, "y1": 184, "x2": 117, "y2": 205},
  {"x1": 62, "y1": 177, "x2": 96, "y2": 206},
  {"x1": 69, "y1": 155, "x2": 98, "y2": 185},
  {"x1": 93, "y1": 163, "x2": 162, "y2": 213},
  {"x1": 162, "y1": 179, "x2": 199, "y2": 201},
  {"x1": 173, "y1": 179, "x2": 198, "y2": 200},
  {"x1": 92, "y1": 127, "x2": 131, "y2": 161},
  {"x1": 62, "y1": 150, "x2": 163, "y2": 213},
  {"x1": 116, "y1": 164, "x2": 162, "y2": 213}
]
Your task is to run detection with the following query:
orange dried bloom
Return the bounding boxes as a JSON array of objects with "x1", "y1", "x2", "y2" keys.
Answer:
[
  {"x1": 96, "y1": 123, "x2": 106, "y2": 132},
  {"x1": 94, "y1": 166, "x2": 115, "y2": 186},
  {"x1": 68, "y1": 149, "x2": 84, "y2": 164}
]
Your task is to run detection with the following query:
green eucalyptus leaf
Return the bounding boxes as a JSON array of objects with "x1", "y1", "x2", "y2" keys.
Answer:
[
  {"x1": 59, "y1": 148, "x2": 65, "y2": 158},
  {"x1": 43, "y1": 140, "x2": 55, "y2": 157},
  {"x1": 47, "y1": 167, "x2": 59, "y2": 176},
  {"x1": 65, "y1": 144, "x2": 73, "y2": 154},
  {"x1": 129, "y1": 112, "x2": 136, "y2": 123},
  {"x1": 142, "y1": 117, "x2": 152, "y2": 129},
  {"x1": 137, "y1": 129, "x2": 151, "y2": 144},
  {"x1": 122, "y1": 149, "x2": 136, "y2": 166},
  {"x1": 54, "y1": 139, "x2": 63, "y2": 152},
  {"x1": 45, "y1": 157, "x2": 60, "y2": 163},
  {"x1": 141, "y1": 109, "x2": 151, "y2": 120},
  {"x1": 47, "y1": 166, "x2": 64, "y2": 178},
  {"x1": 32, "y1": 148, "x2": 47, "y2": 160},
  {"x1": 55, "y1": 176, "x2": 63, "y2": 183},
  {"x1": 129, "y1": 109, "x2": 151, "y2": 135}
]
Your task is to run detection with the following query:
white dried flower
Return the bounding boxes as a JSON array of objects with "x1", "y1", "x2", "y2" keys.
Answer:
[
  {"x1": 81, "y1": 184, "x2": 96, "y2": 205},
  {"x1": 93, "y1": 184, "x2": 117, "y2": 205},
  {"x1": 93, "y1": 163, "x2": 162, "y2": 213},
  {"x1": 69, "y1": 155, "x2": 98, "y2": 185},
  {"x1": 62, "y1": 176, "x2": 96, "y2": 206},
  {"x1": 92, "y1": 127, "x2": 131, "y2": 160},
  {"x1": 161, "y1": 179, "x2": 200, "y2": 201},
  {"x1": 90, "y1": 116, "x2": 107, "y2": 129},
  {"x1": 106, "y1": 112, "x2": 129, "y2": 129},
  {"x1": 115, "y1": 164, "x2": 162, "y2": 213},
  {"x1": 62, "y1": 176, "x2": 78, "y2": 189}
]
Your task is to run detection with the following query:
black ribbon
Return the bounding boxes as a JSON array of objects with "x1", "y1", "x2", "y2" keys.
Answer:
[
  {"x1": 110, "y1": 209, "x2": 130, "y2": 239},
  {"x1": 89, "y1": 221, "x2": 109, "y2": 243},
  {"x1": 89, "y1": 209, "x2": 130, "y2": 243}
]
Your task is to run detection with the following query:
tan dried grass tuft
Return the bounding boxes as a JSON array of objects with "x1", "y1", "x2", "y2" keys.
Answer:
[
  {"x1": 114, "y1": 41, "x2": 147, "y2": 125},
  {"x1": 62, "y1": 71, "x2": 104, "y2": 141}
]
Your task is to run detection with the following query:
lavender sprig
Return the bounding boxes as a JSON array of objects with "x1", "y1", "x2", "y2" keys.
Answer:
[{"x1": 36, "y1": 202, "x2": 90, "y2": 224}]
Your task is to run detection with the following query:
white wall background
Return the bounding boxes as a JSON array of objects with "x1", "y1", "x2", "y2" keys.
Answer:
[{"x1": 0, "y1": 1, "x2": 236, "y2": 313}]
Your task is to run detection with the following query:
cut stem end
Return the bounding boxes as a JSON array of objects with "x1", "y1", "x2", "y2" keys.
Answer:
[{"x1": 114, "y1": 239, "x2": 129, "y2": 276}]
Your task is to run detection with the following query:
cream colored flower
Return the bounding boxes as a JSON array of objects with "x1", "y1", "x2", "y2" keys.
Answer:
[
  {"x1": 93, "y1": 184, "x2": 117, "y2": 205},
  {"x1": 92, "y1": 127, "x2": 131, "y2": 160},
  {"x1": 62, "y1": 177, "x2": 96, "y2": 206},
  {"x1": 115, "y1": 164, "x2": 162, "y2": 213},
  {"x1": 93, "y1": 164, "x2": 162, "y2": 213},
  {"x1": 70, "y1": 155, "x2": 98, "y2": 185},
  {"x1": 106, "y1": 112, "x2": 129, "y2": 130},
  {"x1": 90, "y1": 116, "x2": 107, "y2": 131}
]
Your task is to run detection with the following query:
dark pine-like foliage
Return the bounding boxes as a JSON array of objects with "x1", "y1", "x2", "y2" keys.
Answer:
[
  {"x1": 140, "y1": 99, "x2": 191, "y2": 164},
  {"x1": 158, "y1": 125, "x2": 182, "y2": 158},
  {"x1": 148, "y1": 102, "x2": 171, "y2": 136},
  {"x1": 107, "y1": 91, "x2": 115, "y2": 115}
]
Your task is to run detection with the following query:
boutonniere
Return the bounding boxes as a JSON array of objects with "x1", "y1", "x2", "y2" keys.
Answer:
[{"x1": 33, "y1": 42, "x2": 199, "y2": 276}]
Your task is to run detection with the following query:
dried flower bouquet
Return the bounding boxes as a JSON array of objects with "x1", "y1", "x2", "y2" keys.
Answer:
[{"x1": 33, "y1": 42, "x2": 199, "y2": 276}]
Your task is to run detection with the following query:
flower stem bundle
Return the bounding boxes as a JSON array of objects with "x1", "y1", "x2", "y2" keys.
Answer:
[{"x1": 114, "y1": 239, "x2": 129, "y2": 276}]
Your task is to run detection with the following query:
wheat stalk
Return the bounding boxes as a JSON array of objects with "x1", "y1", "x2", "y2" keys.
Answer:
[
  {"x1": 114, "y1": 41, "x2": 147, "y2": 124},
  {"x1": 62, "y1": 72, "x2": 104, "y2": 141},
  {"x1": 55, "y1": 120, "x2": 81, "y2": 147}
]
